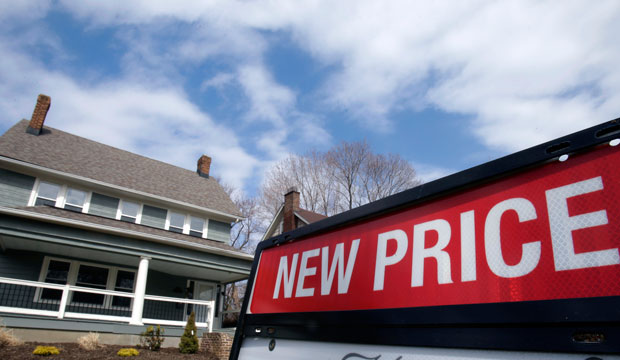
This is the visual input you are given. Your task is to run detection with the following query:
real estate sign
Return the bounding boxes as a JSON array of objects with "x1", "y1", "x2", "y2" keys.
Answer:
[{"x1": 231, "y1": 119, "x2": 620, "y2": 359}]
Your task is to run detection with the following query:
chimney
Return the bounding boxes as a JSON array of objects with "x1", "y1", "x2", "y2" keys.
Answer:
[
  {"x1": 283, "y1": 187, "x2": 300, "y2": 233},
  {"x1": 197, "y1": 155, "x2": 212, "y2": 178},
  {"x1": 27, "y1": 94, "x2": 51, "y2": 135}
]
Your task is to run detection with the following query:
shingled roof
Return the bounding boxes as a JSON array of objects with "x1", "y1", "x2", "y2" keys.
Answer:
[{"x1": 0, "y1": 120, "x2": 241, "y2": 218}]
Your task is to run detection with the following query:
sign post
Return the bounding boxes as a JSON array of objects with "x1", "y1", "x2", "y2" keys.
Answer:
[{"x1": 231, "y1": 119, "x2": 620, "y2": 359}]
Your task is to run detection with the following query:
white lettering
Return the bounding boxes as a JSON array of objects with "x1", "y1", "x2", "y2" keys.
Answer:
[
  {"x1": 273, "y1": 254, "x2": 299, "y2": 299},
  {"x1": 485, "y1": 198, "x2": 540, "y2": 278},
  {"x1": 546, "y1": 176, "x2": 619, "y2": 270},
  {"x1": 295, "y1": 249, "x2": 320, "y2": 297},
  {"x1": 460, "y1": 210, "x2": 477, "y2": 282},
  {"x1": 412, "y1": 219, "x2": 453, "y2": 287},
  {"x1": 321, "y1": 239, "x2": 360, "y2": 295},
  {"x1": 374, "y1": 230, "x2": 408, "y2": 291}
]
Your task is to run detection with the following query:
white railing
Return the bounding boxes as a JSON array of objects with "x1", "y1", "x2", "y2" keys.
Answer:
[{"x1": 0, "y1": 277, "x2": 214, "y2": 330}]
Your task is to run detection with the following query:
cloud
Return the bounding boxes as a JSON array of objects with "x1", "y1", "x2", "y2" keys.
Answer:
[
  {"x1": 237, "y1": 64, "x2": 295, "y2": 127},
  {"x1": 201, "y1": 73, "x2": 235, "y2": 92},
  {"x1": 411, "y1": 162, "x2": 456, "y2": 183},
  {"x1": 0, "y1": 33, "x2": 258, "y2": 191},
  {"x1": 4, "y1": 0, "x2": 620, "y2": 195},
  {"x1": 58, "y1": 0, "x2": 620, "y2": 153}
]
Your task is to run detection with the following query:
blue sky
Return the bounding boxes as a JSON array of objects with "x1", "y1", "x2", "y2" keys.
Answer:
[{"x1": 1, "y1": 1, "x2": 619, "y2": 197}]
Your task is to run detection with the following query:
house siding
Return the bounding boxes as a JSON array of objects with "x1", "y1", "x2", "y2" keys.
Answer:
[
  {"x1": 88, "y1": 193, "x2": 120, "y2": 218},
  {"x1": 0, "y1": 169, "x2": 35, "y2": 207},
  {"x1": 207, "y1": 220, "x2": 231, "y2": 242},
  {"x1": 141, "y1": 205, "x2": 167, "y2": 229},
  {"x1": 0, "y1": 249, "x2": 43, "y2": 281},
  {"x1": 0, "y1": 250, "x2": 49, "y2": 313}
]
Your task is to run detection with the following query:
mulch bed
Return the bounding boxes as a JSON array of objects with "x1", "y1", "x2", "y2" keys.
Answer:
[{"x1": 2, "y1": 342, "x2": 219, "y2": 359}]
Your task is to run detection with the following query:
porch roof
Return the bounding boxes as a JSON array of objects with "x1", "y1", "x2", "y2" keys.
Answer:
[
  {"x1": 0, "y1": 206, "x2": 253, "y2": 283},
  {"x1": 2, "y1": 205, "x2": 252, "y2": 260}
]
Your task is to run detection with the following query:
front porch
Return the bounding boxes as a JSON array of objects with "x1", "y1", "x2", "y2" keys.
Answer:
[{"x1": 0, "y1": 209, "x2": 253, "y2": 340}]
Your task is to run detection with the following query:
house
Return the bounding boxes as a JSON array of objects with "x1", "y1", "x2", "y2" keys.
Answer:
[
  {"x1": 262, "y1": 188, "x2": 327, "y2": 241},
  {"x1": 0, "y1": 95, "x2": 253, "y2": 344}
]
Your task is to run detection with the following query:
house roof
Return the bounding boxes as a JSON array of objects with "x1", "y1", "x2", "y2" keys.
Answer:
[
  {"x1": 262, "y1": 205, "x2": 327, "y2": 241},
  {"x1": 0, "y1": 120, "x2": 241, "y2": 218},
  {"x1": 295, "y1": 209, "x2": 327, "y2": 224},
  {"x1": 5, "y1": 205, "x2": 251, "y2": 259}
]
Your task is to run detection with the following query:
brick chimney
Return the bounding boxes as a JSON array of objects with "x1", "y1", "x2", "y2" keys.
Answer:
[
  {"x1": 197, "y1": 155, "x2": 212, "y2": 178},
  {"x1": 27, "y1": 94, "x2": 51, "y2": 135},
  {"x1": 283, "y1": 187, "x2": 300, "y2": 233}
]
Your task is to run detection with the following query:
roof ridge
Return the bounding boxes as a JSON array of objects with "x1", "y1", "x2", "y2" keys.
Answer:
[{"x1": 15, "y1": 119, "x2": 202, "y2": 178}]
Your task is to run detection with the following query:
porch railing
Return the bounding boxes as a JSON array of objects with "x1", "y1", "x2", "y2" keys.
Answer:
[{"x1": 0, "y1": 277, "x2": 214, "y2": 331}]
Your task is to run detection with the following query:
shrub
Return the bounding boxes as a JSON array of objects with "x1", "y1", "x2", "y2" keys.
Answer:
[
  {"x1": 117, "y1": 348, "x2": 140, "y2": 357},
  {"x1": 139, "y1": 325, "x2": 164, "y2": 351},
  {"x1": 0, "y1": 319, "x2": 23, "y2": 348},
  {"x1": 33, "y1": 345, "x2": 60, "y2": 355},
  {"x1": 179, "y1": 311, "x2": 199, "y2": 354},
  {"x1": 78, "y1": 332, "x2": 102, "y2": 350}
]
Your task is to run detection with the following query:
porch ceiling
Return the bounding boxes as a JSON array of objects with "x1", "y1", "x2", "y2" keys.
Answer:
[{"x1": 0, "y1": 235, "x2": 248, "y2": 283}]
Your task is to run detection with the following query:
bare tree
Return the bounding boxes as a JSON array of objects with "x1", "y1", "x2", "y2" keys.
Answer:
[
  {"x1": 260, "y1": 140, "x2": 421, "y2": 217},
  {"x1": 218, "y1": 183, "x2": 263, "y2": 327},
  {"x1": 326, "y1": 140, "x2": 371, "y2": 211},
  {"x1": 259, "y1": 152, "x2": 343, "y2": 217},
  {"x1": 360, "y1": 153, "x2": 422, "y2": 204},
  {"x1": 219, "y1": 181, "x2": 264, "y2": 253}
]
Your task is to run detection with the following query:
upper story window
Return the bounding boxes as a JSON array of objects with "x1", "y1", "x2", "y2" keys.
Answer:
[
  {"x1": 168, "y1": 212, "x2": 185, "y2": 233},
  {"x1": 64, "y1": 188, "x2": 87, "y2": 212},
  {"x1": 119, "y1": 200, "x2": 140, "y2": 223},
  {"x1": 189, "y1": 216, "x2": 205, "y2": 238},
  {"x1": 32, "y1": 181, "x2": 90, "y2": 213},
  {"x1": 35, "y1": 181, "x2": 61, "y2": 206}
]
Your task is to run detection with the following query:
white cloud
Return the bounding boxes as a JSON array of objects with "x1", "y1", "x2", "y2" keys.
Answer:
[
  {"x1": 0, "y1": 36, "x2": 258, "y2": 190},
  {"x1": 412, "y1": 162, "x2": 456, "y2": 183},
  {"x1": 237, "y1": 64, "x2": 295, "y2": 127},
  {"x1": 201, "y1": 73, "x2": 235, "y2": 92},
  {"x1": 58, "y1": 0, "x2": 620, "y2": 153},
  {"x1": 4, "y1": 0, "x2": 620, "y2": 194}
]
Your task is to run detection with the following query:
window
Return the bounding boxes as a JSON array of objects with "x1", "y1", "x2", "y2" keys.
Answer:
[
  {"x1": 73, "y1": 264, "x2": 109, "y2": 305},
  {"x1": 35, "y1": 181, "x2": 61, "y2": 206},
  {"x1": 120, "y1": 201, "x2": 140, "y2": 223},
  {"x1": 112, "y1": 270, "x2": 135, "y2": 307},
  {"x1": 168, "y1": 212, "x2": 185, "y2": 233},
  {"x1": 64, "y1": 188, "x2": 87, "y2": 212},
  {"x1": 189, "y1": 216, "x2": 205, "y2": 238},
  {"x1": 37, "y1": 257, "x2": 135, "y2": 308},
  {"x1": 40, "y1": 260, "x2": 70, "y2": 300}
]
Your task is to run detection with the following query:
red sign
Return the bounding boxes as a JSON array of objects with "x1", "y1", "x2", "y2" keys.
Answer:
[{"x1": 249, "y1": 145, "x2": 620, "y2": 314}]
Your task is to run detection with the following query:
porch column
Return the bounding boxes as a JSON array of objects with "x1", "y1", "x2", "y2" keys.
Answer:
[{"x1": 130, "y1": 256, "x2": 150, "y2": 325}]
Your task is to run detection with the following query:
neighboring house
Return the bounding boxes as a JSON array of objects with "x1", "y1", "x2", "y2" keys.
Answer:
[
  {"x1": 0, "y1": 95, "x2": 253, "y2": 343},
  {"x1": 262, "y1": 188, "x2": 327, "y2": 241}
]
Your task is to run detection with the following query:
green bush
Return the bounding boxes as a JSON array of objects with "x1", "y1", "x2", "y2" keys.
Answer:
[
  {"x1": 33, "y1": 345, "x2": 60, "y2": 355},
  {"x1": 117, "y1": 348, "x2": 140, "y2": 357},
  {"x1": 179, "y1": 311, "x2": 199, "y2": 354},
  {"x1": 140, "y1": 325, "x2": 164, "y2": 351}
]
